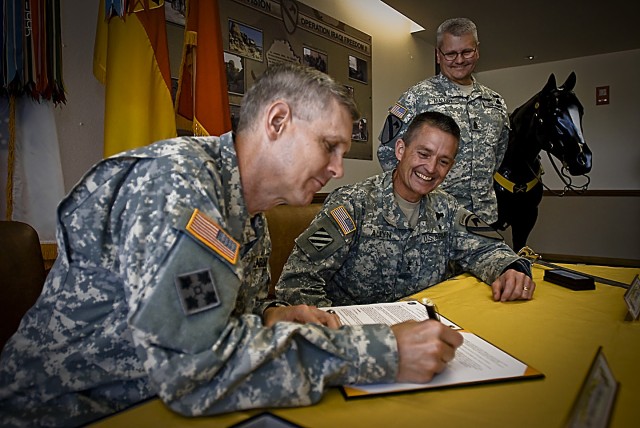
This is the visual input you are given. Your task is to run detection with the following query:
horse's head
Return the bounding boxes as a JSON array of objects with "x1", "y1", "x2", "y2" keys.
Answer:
[{"x1": 534, "y1": 72, "x2": 592, "y2": 175}]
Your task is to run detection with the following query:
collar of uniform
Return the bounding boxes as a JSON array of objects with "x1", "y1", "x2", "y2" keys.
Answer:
[
  {"x1": 382, "y1": 170, "x2": 412, "y2": 229},
  {"x1": 436, "y1": 73, "x2": 482, "y2": 99},
  {"x1": 210, "y1": 131, "x2": 253, "y2": 244}
]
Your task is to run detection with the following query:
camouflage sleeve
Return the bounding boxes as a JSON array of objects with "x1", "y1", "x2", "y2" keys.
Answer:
[
  {"x1": 494, "y1": 110, "x2": 510, "y2": 172},
  {"x1": 124, "y1": 172, "x2": 397, "y2": 417},
  {"x1": 253, "y1": 223, "x2": 287, "y2": 315},
  {"x1": 276, "y1": 200, "x2": 357, "y2": 307},
  {"x1": 451, "y1": 206, "x2": 526, "y2": 284}
]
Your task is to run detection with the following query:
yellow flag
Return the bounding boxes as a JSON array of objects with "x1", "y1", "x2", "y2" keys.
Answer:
[{"x1": 93, "y1": 0, "x2": 176, "y2": 157}]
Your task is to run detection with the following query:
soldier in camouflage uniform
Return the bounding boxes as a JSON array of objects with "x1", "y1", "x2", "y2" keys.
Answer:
[
  {"x1": 377, "y1": 17, "x2": 509, "y2": 225},
  {"x1": 277, "y1": 111, "x2": 535, "y2": 307},
  {"x1": 0, "y1": 64, "x2": 463, "y2": 427}
]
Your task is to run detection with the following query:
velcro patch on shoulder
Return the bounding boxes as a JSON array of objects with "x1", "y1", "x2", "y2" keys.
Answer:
[
  {"x1": 174, "y1": 268, "x2": 221, "y2": 315},
  {"x1": 389, "y1": 102, "x2": 409, "y2": 120},
  {"x1": 460, "y1": 211, "x2": 503, "y2": 240},
  {"x1": 380, "y1": 114, "x2": 404, "y2": 145},
  {"x1": 185, "y1": 209, "x2": 240, "y2": 264},
  {"x1": 330, "y1": 205, "x2": 356, "y2": 235},
  {"x1": 296, "y1": 212, "x2": 350, "y2": 261}
]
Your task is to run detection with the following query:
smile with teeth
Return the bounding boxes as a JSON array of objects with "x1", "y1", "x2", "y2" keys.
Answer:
[{"x1": 415, "y1": 171, "x2": 433, "y2": 182}]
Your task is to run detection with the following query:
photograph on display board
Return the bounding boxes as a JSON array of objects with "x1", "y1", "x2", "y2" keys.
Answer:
[
  {"x1": 228, "y1": 19, "x2": 264, "y2": 62},
  {"x1": 224, "y1": 52, "x2": 245, "y2": 95},
  {"x1": 303, "y1": 46, "x2": 328, "y2": 73},
  {"x1": 216, "y1": 0, "x2": 372, "y2": 159},
  {"x1": 352, "y1": 117, "x2": 368, "y2": 141},
  {"x1": 348, "y1": 55, "x2": 368, "y2": 84},
  {"x1": 230, "y1": 104, "x2": 241, "y2": 133}
]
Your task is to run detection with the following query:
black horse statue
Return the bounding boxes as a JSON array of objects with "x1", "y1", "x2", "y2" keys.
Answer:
[{"x1": 492, "y1": 72, "x2": 592, "y2": 251}]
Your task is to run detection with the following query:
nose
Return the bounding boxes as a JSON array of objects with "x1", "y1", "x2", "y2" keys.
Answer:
[
  {"x1": 454, "y1": 54, "x2": 466, "y2": 64},
  {"x1": 328, "y1": 155, "x2": 345, "y2": 179},
  {"x1": 424, "y1": 157, "x2": 437, "y2": 173}
]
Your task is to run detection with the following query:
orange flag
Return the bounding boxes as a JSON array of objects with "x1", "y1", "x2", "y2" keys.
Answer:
[
  {"x1": 175, "y1": 0, "x2": 231, "y2": 136},
  {"x1": 94, "y1": 0, "x2": 177, "y2": 157}
]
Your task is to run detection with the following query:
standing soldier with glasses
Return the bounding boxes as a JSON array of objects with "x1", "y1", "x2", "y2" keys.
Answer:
[{"x1": 377, "y1": 17, "x2": 509, "y2": 228}]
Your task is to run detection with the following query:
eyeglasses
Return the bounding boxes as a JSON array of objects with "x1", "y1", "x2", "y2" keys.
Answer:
[{"x1": 438, "y1": 47, "x2": 477, "y2": 61}]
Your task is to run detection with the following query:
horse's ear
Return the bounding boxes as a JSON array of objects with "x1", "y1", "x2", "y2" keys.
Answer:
[
  {"x1": 561, "y1": 72, "x2": 577, "y2": 91},
  {"x1": 543, "y1": 74, "x2": 557, "y2": 92}
]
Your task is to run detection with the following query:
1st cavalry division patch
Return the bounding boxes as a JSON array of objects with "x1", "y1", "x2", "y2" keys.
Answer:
[
  {"x1": 186, "y1": 209, "x2": 240, "y2": 264},
  {"x1": 330, "y1": 206, "x2": 356, "y2": 235}
]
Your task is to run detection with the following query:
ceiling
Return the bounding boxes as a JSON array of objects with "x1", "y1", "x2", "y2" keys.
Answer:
[{"x1": 381, "y1": 0, "x2": 640, "y2": 72}]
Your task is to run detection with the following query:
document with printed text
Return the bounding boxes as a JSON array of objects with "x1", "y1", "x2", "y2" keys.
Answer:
[{"x1": 321, "y1": 301, "x2": 543, "y2": 397}]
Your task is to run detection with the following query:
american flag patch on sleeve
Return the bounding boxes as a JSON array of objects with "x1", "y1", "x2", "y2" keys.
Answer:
[
  {"x1": 186, "y1": 209, "x2": 240, "y2": 264},
  {"x1": 389, "y1": 102, "x2": 408, "y2": 120},
  {"x1": 330, "y1": 205, "x2": 356, "y2": 235}
]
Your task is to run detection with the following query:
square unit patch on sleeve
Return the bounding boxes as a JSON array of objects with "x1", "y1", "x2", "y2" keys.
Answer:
[
  {"x1": 330, "y1": 206, "x2": 356, "y2": 235},
  {"x1": 174, "y1": 268, "x2": 221, "y2": 315},
  {"x1": 186, "y1": 209, "x2": 240, "y2": 264}
]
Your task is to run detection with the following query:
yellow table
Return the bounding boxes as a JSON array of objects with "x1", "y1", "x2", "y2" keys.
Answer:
[{"x1": 91, "y1": 264, "x2": 640, "y2": 428}]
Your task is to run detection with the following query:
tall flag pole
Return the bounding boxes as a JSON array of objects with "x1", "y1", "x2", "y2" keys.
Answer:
[
  {"x1": 175, "y1": 0, "x2": 231, "y2": 136},
  {"x1": 93, "y1": 0, "x2": 177, "y2": 157}
]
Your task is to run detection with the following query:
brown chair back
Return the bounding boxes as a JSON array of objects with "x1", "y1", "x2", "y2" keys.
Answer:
[
  {"x1": 265, "y1": 204, "x2": 322, "y2": 297},
  {"x1": 0, "y1": 221, "x2": 46, "y2": 350}
]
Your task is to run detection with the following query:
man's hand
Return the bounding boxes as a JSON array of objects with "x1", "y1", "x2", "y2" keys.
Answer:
[
  {"x1": 263, "y1": 304, "x2": 341, "y2": 329},
  {"x1": 491, "y1": 269, "x2": 536, "y2": 301},
  {"x1": 391, "y1": 320, "x2": 463, "y2": 383}
]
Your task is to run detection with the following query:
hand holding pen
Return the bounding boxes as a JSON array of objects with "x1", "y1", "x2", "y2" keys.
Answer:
[{"x1": 421, "y1": 298, "x2": 440, "y2": 322}]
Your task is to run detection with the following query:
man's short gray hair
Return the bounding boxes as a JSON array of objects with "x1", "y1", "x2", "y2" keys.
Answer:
[
  {"x1": 436, "y1": 17, "x2": 478, "y2": 47},
  {"x1": 237, "y1": 63, "x2": 359, "y2": 133}
]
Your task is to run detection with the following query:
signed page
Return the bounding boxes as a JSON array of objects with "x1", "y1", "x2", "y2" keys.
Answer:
[{"x1": 321, "y1": 301, "x2": 543, "y2": 397}]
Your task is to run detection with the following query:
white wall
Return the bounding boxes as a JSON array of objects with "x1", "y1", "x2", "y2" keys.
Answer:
[
  {"x1": 476, "y1": 50, "x2": 640, "y2": 261},
  {"x1": 54, "y1": 0, "x2": 104, "y2": 191}
]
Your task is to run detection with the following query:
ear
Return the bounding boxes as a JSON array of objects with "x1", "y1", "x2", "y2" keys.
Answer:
[
  {"x1": 561, "y1": 71, "x2": 577, "y2": 91},
  {"x1": 265, "y1": 100, "x2": 291, "y2": 140},
  {"x1": 543, "y1": 73, "x2": 557, "y2": 93},
  {"x1": 395, "y1": 138, "x2": 405, "y2": 161}
]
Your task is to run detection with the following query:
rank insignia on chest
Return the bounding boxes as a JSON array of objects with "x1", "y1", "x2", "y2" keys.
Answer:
[
  {"x1": 186, "y1": 209, "x2": 240, "y2": 264},
  {"x1": 330, "y1": 205, "x2": 356, "y2": 235},
  {"x1": 174, "y1": 268, "x2": 221, "y2": 315}
]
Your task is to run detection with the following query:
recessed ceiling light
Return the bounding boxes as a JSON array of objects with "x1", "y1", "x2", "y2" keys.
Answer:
[{"x1": 526, "y1": 55, "x2": 535, "y2": 60}]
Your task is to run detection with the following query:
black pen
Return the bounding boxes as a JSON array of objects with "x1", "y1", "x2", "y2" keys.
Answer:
[{"x1": 421, "y1": 298, "x2": 440, "y2": 322}]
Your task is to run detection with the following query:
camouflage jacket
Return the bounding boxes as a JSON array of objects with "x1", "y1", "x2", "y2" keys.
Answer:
[
  {"x1": 0, "y1": 133, "x2": 397, "y2": 427},
  {"x1": 377, "y1": 73, "x2": 510, "y2": 223},
  {"x1": 276, "y1": 171, "x2": 526, "y2": 307}
]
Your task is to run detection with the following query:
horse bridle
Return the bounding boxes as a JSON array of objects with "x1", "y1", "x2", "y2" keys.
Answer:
[{"x1": 532, "y1": 100, "x2": 591, "y2": 196}]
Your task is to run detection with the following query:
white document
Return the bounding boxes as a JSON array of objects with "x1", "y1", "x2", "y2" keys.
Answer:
[{"x1": 321, "y1": 301, "x2": 540, "y2": 396}]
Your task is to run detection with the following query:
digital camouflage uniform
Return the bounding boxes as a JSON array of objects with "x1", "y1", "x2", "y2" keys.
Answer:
[
  {"x1": 0, "y1": 133, "x2": 398, "y2": 427},
  {"x1": 377, "y1": 73, "x2": 510, "y2": 224},
  {"x1": 276, "y1": 171, "x2": 529, "y2": 307}
]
